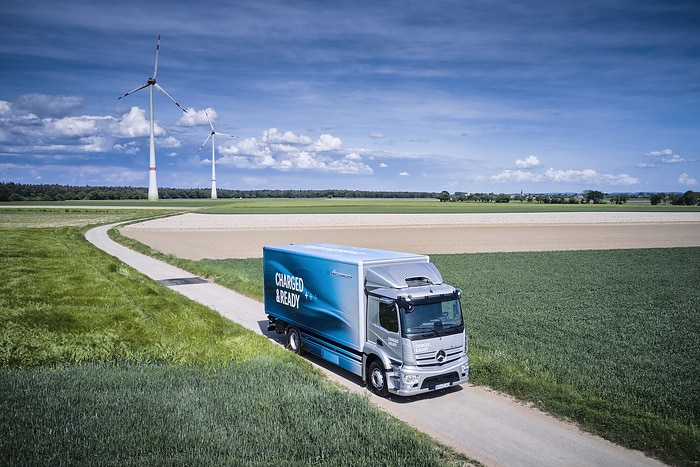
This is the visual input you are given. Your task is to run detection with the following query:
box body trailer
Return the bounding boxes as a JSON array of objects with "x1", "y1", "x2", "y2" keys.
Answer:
[{"x1": 264, "y1": 243, "x2": 469, "y2": 397}]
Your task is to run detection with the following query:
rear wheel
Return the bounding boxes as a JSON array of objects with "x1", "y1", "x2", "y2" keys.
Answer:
[
  {"x1": 286, "y1": 327, "x2": 303, "y2": 354},
  {"x1": 368, "y1": 360, "x2": 388, "y2": 397}
]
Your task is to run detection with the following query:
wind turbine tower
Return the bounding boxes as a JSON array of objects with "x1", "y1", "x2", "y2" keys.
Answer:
[
  {"x1": 198, "y1": 109, "x2": 236, "y2": 199},
  {"x1": 118, "y1": 35, "x2": 187, "y2": 201}
]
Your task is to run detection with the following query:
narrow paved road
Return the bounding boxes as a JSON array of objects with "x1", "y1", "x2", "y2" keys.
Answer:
[{"x1": 86, "y1": 223, "x2": 665, "y2": 467}]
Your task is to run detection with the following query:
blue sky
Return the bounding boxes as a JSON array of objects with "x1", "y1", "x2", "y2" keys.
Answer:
[{"x1": 1, "y1": 0, "x2": 698, "y2": 194}]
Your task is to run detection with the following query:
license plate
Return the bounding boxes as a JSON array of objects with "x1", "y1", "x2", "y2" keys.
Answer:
[{"x1": 435, "y1": 382, "x2": 451, "y2": 390}]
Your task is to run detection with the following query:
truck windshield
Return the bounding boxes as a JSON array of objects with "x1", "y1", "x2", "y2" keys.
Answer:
[{"x1": 400, "y1": 298, "x2": 464, "y2": 339}]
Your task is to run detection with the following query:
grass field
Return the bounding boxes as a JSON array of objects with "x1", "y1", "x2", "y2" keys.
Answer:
[
  {"x1": 8, "y1": 196, "x2": 700, "y2": 214},
  {"x1": 112, "y1": 221, "x2": 700, "y2": 465},
  {"x1": 0, "y1": 211, "x2": 472, "y2": 466}
]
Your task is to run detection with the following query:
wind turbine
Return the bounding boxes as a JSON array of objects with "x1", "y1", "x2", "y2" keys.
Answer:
[
  {"x1": 118, "y1": 35, "x2": 187, "y2": 201},
  {"x1": 197, "y1": 108, "x2": 236, "y2": 200}
]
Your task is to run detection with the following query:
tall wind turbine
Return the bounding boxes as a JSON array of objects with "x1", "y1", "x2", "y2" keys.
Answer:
[
  {"x1": 118, "y1": 35, "x2": 187, "y2": 201},
  {"x1": 197, "y1": 109, "x2": 236, "y2": 200}
]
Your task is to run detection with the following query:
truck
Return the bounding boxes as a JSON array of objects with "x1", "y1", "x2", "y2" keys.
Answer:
[{"x1": 264, "y1": 243, "x2": 469, "y2": 397}]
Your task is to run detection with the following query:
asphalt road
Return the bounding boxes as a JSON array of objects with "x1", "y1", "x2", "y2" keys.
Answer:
[{"x1": 86, "y1": 223, "x2": 665, "y2": 467}]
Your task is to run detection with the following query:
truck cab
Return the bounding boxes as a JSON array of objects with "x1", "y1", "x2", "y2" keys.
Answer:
[{"x1": 364, "y1": 263, "x2": 469, "y2": 396}]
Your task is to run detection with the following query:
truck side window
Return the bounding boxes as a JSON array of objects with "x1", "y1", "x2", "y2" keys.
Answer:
[{"x1": 379, "y1": 303, "x2": 399, "y2": 333}]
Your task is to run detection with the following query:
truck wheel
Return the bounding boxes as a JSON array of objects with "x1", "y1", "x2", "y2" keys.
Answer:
[
  {"x1": 368, "y1": 361, "x2": 388, "y2": 397},
  {"x1": 286, "y1": 327, "x2": 303, "y2": 355}
]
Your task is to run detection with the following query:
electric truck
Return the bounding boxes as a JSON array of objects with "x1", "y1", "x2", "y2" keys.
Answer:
[{"x1": 264, "y1": 243, "x2": 469, "y2": 397}]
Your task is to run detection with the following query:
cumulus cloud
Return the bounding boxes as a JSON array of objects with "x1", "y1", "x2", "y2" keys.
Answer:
[
  {"x1": 112, "y1": 107, "x2": 163, "y2": 138},
  {"x1": 491, "y1": 169, "x2": 542, "y2": 182},
  {"x1": 491, "y1": 167, "x2": 639, "y2": 186},
  {"x1": 399, "y1": 171, "x2": 410, "y2": 176},
  {"x1": 515, "y1": 155, "x2": 540, "y2": 168},
  {"x1": 50, "y1": 116, "x2": 113, "y2": 137},
  {"x1": 114, "y1": 141, "x2": 140, "y2": 154},
  {"x1": 157, "y1": 136, "x2": 182, "y2": 148},
  {"x1": 679, "y1": 173, "x2": 697, "y2": 186},
  {"x1": 217, "y1": 128, "x2": 373, "y2": 175},
  {"x1": 14, "y1": 94, "x2": 84, "y2": 118},
  {"x1": 179, "y1": 107, "x2": 216, "y2": 126}
]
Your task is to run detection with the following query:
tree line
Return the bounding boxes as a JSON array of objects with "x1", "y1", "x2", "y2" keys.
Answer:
[
  {"x1": 1, "y1": 183, "x2": 698, "y2": 205},
  {"x1": 0, "y1": 183, "x2": 435, "y2": 202},
  {"x1": 436, "y1": 189, "x2": 700, "y2": 205}
]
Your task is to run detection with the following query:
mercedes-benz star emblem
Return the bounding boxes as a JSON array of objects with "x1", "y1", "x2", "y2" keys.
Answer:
[{"x1": 436, "y1": 350, "x2": 446, "y2": 363}]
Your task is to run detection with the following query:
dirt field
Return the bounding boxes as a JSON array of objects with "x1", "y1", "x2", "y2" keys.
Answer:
[{"x1": 120, "y1": 211, "x2": 700, "y2": 259}]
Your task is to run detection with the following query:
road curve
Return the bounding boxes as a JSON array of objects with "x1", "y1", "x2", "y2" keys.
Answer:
[{"x1": 86, "y1": 223, "x2": 665, "y2": 467}]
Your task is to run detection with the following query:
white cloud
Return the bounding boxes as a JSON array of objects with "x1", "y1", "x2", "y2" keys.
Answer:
[
  {"x1": 544, "y1": 168, "x2": 638, "y2": 185},
  {"x1": 262, "y1": 128, "x2": 312, "y2": 145},
  {"x1": 0, "y1": 101, "x2": 11, "y2": 115},
  {"x1": 179, "y1": 107, "x2": 216, "y2": 126},
  {"x1": 113, "y1": 141, "x2": 140, "y2": 154},
  {"x1": 515, "y1": 155, "x2": 540, "y2": 168},
  {"x1": 157, "y1": 136, "x2": 182, "y2": 148},
  {"x1": 679, "y1": 173, "x2": 697, "y2": 186},
  {"x1": 379, "y1": 162, "x2": 388, "y2": 168},
  {"x1": 112, "y1": 107, "x2": 163, "y2": 138},
  {"x1": 369, "y1": 132, "x2": 384, "y2": 138},
  {"x1": 645, "y1": 149, "x2": 673, "y2": 157},
  {"x1": 217, "y1": 128, "x2": 373, "y2": 175},
  {"x1": 78, "y1": 136, "x2": 110, "y2": 153},
  {"x1": 491, "y1": 169, "x2": 542, "y2": 182},
  {"x1": 399, "y1": 171, "x2": 410, "y2": 176},
  {"x1": 312, "y1": 133, "x2": 342, "y2": 151},
  {"x1": 14, "y1": 94, "x2": 84, "y2": 118},
  {"x1": 491, "y1": 167, "x2": 639, "y2": 186},
  {"x1": 663, "y1": 154, "x2": 685, "y2": 163},
  {"x1": 645, "y1": 148, "x2": 685, "y2": 163},
  {"x1": 50, "y1": 116, "x2": 112, "y2": 137}
]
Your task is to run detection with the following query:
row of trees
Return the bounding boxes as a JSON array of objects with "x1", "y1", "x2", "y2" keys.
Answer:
[
  {"x1": 0, "y1": 183, "x2": 435, "y2": 202},
  {"x1": 1, "y1": 183, "x2": 698, "y2": 205},
  {"x1": 437, "y1": 190, "x2": 700, "y2": 205}
]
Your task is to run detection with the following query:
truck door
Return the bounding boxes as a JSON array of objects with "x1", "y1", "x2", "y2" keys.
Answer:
[{"x1": 367, "y1": 297, "x2": 402, "y2": 363}]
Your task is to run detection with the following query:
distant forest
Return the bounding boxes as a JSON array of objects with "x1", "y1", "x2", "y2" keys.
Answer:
[
  {"x1": 1, "y1": 183, "x2": 698, "y2": 205},
  {"x1": 0, "y1": 183, "x2": 435, "y2": 202}
]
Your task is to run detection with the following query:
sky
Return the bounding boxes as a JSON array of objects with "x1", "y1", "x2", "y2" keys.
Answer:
[{"x1": 1, "y1": 0, "x2": 698, "y2": 194}]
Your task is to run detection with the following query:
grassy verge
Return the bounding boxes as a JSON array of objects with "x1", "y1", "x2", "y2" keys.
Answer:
[{"x1": 0, "y1": 216, "x2": 472, "y2": 466}]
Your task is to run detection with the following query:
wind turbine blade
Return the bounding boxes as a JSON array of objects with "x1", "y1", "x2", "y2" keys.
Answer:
[
  {"x1": 204, "y1": 108, "x2": 215, "y2": 132},
  {"x1": 214, "y1": 132, "x2": 237, "y2": 138},
  {"x1": 154, "y1": 83, "x2": 187, "y2": 112},
  {"x1": 198, "y1": 134, "x2": 213, "y2": 152},
  {"x1": 118, "y1": 82, "x2": 150, "y2": 100},
  {"x1": 153, "y1": 34, "x2": 160, "y2": 79}
]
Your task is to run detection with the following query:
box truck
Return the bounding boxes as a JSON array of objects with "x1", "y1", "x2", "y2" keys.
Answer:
[{"x1": 264, "y1": 243, "x2": 469, "y2": 397}]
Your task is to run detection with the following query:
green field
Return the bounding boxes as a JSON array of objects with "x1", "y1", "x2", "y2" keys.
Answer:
[
  {"x1": 8, "y1": 196, "x2": 700, "y2": 214},
  {"x1": 0, "y1": 212, "x2": 472, "y2": 466},
  {"x1": 2, "y1": 204, "x2": 699, "y2": 465}
]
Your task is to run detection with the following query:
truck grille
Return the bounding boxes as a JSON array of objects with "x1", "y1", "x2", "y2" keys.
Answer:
[{"x1": 414, "y1": 346, "x2": 463, "y2": 367}]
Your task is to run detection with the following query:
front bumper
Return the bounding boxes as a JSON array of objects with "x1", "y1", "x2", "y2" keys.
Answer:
[{"x1": 387, "y1": 355, "x2": 469, "y2": 396}]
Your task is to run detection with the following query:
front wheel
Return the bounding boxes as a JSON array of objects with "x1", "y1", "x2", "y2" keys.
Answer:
[
  {"x1": 286, "y1": 327, "x2": 303, "y2": 355},
  {"x1": 368, "y1": 361, "x2": 388, "y2": 397}
]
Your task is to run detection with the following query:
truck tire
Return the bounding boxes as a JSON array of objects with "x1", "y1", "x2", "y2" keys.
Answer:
[
  {"x1": 368, "y1": 360, "x2": 388, "y2": 397},
  {"x1": 286, "y1": 327, "x2": 303, "y2": 355}
]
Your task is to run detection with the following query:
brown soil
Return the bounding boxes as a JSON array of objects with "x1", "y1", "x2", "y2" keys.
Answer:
[{"x1": 120, "y1": 213, "x2": 700, "y2": 259}]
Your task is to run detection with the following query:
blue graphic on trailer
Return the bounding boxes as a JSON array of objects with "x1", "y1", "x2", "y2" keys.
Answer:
[{"x1": 264, "y1": 251, "x2": 360, "y2": 349}]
